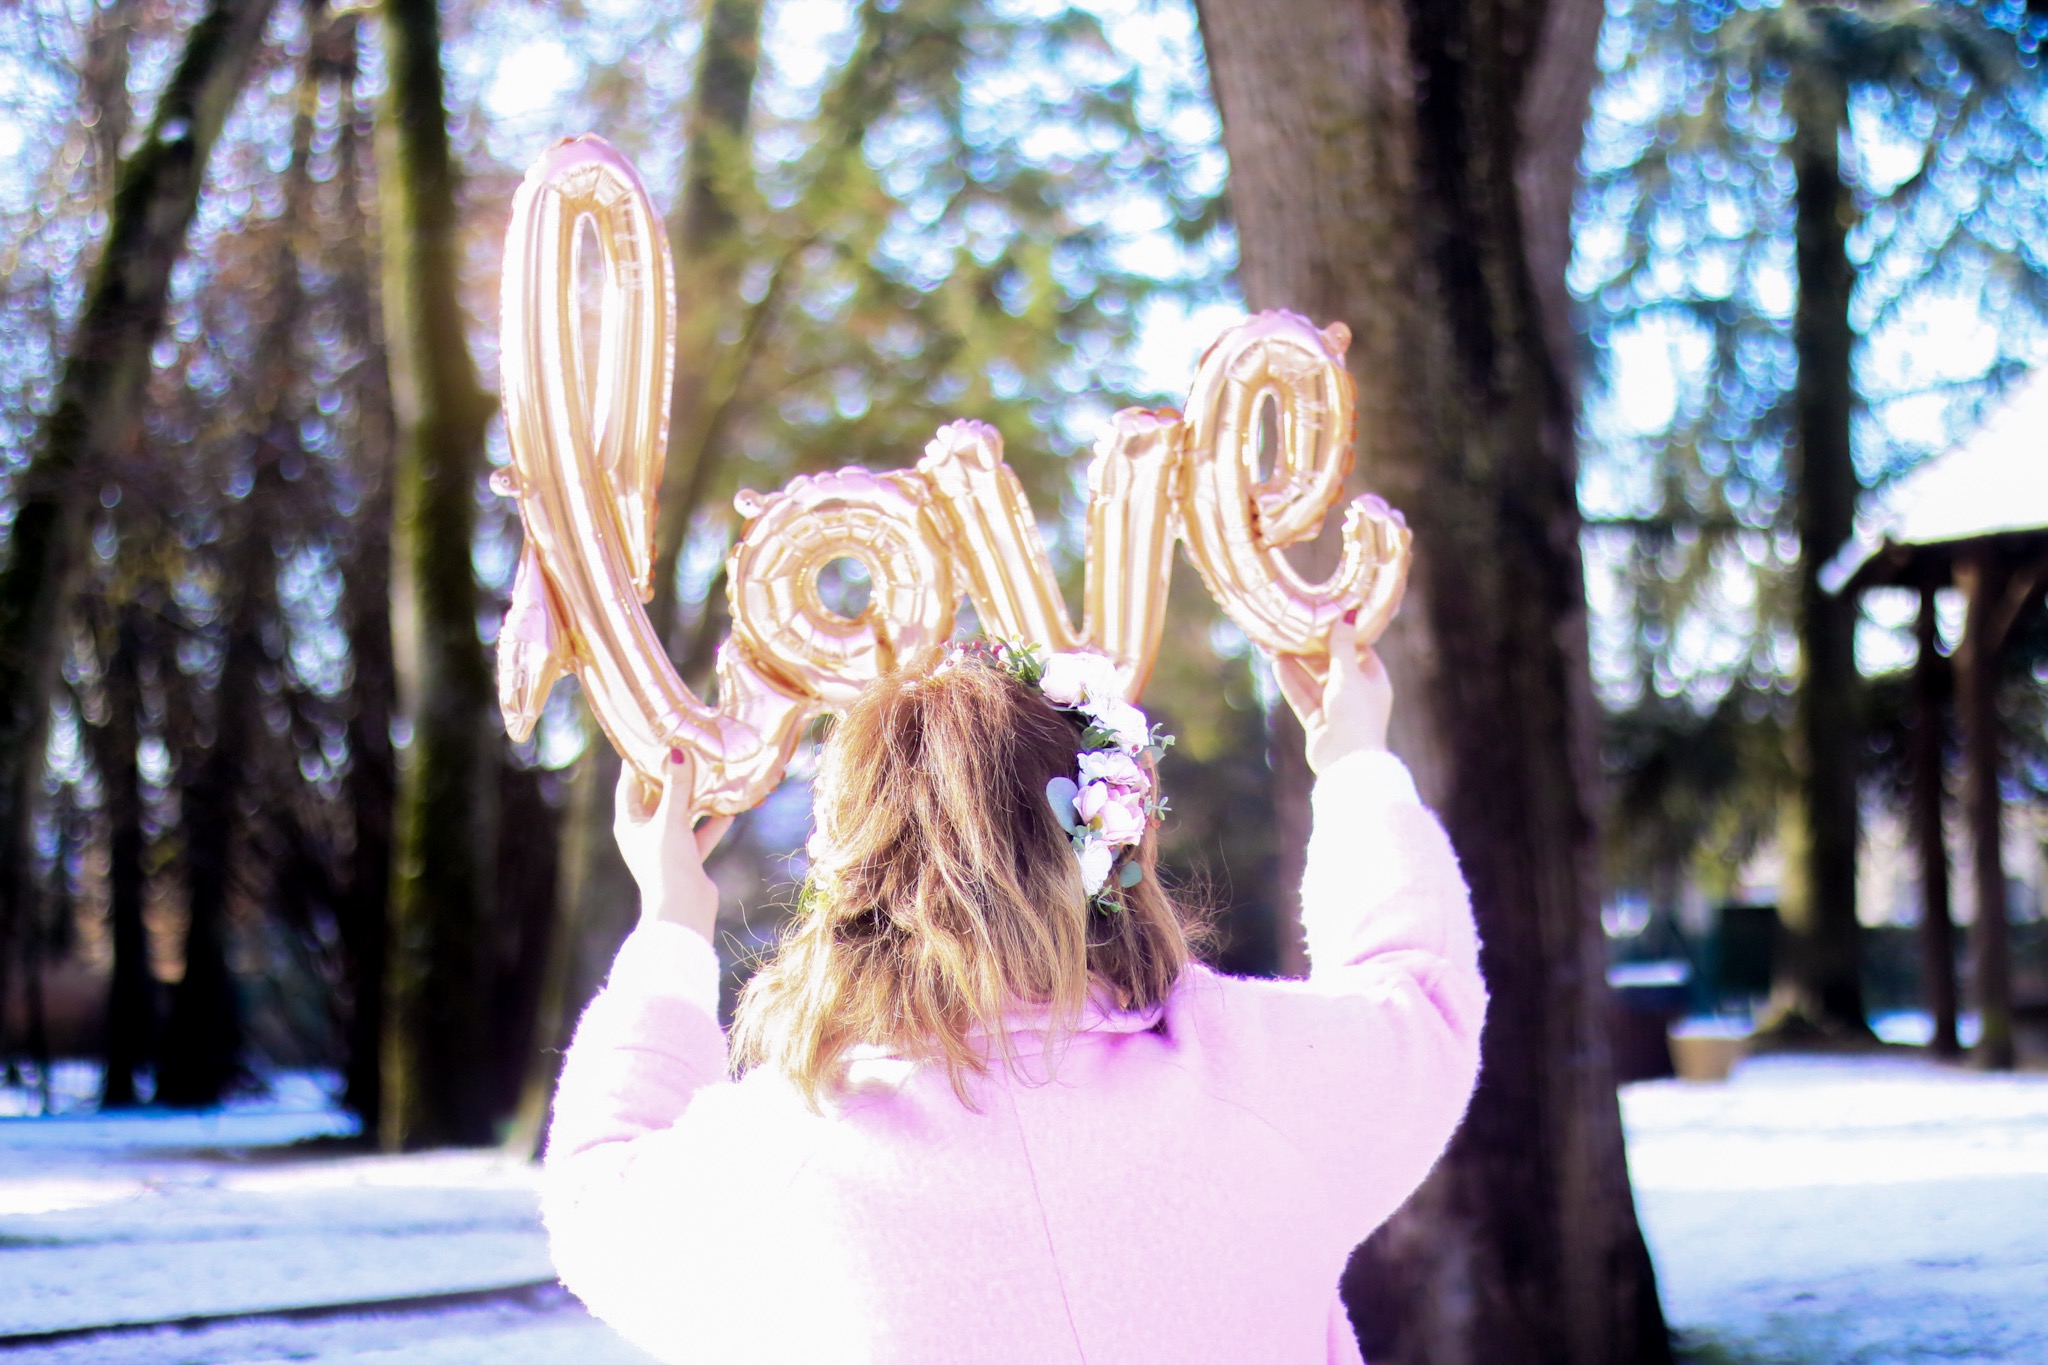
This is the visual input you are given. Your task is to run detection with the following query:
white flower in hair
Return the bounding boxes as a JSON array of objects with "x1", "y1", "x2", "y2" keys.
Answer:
[
  {"x1": 973, "y1": 639, "x2": 1173, "y2": 909},
  {"x1": 1076, "y1": 839, "x2": 1116, "y2": 896},
  {"x1": 1039, "y1": 651, "x2": 1124, "y2": 709},
  {"x1": 1092, "y1": 699, "x2": 1152, "y2": 753}
]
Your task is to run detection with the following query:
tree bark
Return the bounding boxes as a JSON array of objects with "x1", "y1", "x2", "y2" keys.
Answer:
[
  {"x1": 0, "y1": 0, "x2": 279, "y2": 1107},
  {"x1": 647, "y1": 0, "x2": 766, "y2": 647},
  {"x1": 489, "y1": 756, "x2": 560, "y2": 1119},
  {"x1": 156, "y1": 661, "x2": 250, "y2": 1106},
  {"x1": 510, "y1": 718, "x2": 634, "y2": 1155},
  {"x1": 1770, "y1": 66, "x2": 1868, "y2": 1038},
  {"x1": 16, "y1": 865, "x2": 53, "y2": 1110},
  {"x1": 1267, "y1": 703, "x2": 1312, "y2": 980},
  {"x1": 160, "y1": 12, "x2": 328, "y2": 1106},
  {"x1": 1910, "y1": 585, "x2": 1958, "y2": 1059},
  {"x1": 1194, "y1": 0, "x2": 1671, "y2": 1360},
  {"x1": 378, "y1": 0, "x2": 502, "y2": 1149},
  {"x1": 76, "y1": 0, "x2": 154, "y2": 1118},
  {"x1": 82, "y1": 0, "x2": 145, "y2": 202},
  {"x1": 328, "y1": 11, "x2": 397, "y2": 1136},
  {"x1": 90, "y1": 599, "x2": 156, "y2": 1107}
]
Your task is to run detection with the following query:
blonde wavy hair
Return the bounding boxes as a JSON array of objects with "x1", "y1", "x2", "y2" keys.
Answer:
[{"x1": 730, "y1": 645, "x2": 1200, "y2": 1107}]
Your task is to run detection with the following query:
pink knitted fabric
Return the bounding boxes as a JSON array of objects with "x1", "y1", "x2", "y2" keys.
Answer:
[{"x1": 544, "y1": 748, "x2": 1485, "y2": 1363}]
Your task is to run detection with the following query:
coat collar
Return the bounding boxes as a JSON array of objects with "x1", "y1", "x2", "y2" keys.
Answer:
[
  {"x1": 844, "y1": 986, "x2": 1170, "y2": 1068},
  {"x1": 985, "y1": 991, "x2": 1168, "y2": 1054}
]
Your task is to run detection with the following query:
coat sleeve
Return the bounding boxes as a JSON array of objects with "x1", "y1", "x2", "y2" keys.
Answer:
[
  {"x1": 538, "y1": 921, "x2": 768, "y2": 1362},
  {"x1": 1174, "y1": 748, "x2": 1485, "y2": 1237},
  {"x1": 1297, "y1": 747, "x2": 1485, "y2": 1216}
]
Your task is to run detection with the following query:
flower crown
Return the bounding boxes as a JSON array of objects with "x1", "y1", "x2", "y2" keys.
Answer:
[{"x1": 941, "y1": 638, "x2": 1173, "y2": 909}]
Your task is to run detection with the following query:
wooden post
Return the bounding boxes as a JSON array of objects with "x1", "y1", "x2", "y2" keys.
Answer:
[
  {"x1": 1909, "y1": 584, "x2": 1958, "y2": 1058},
  {"x1": 1953, "y1": 550, "x2": 2013, "y2": 1071}
]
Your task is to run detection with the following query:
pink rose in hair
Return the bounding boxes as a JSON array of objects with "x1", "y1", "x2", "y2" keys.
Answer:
[
  {"x1": 1074, "y1": 780, "x2": 1111, "y2": 825},
  {"x1": 1077, "y1": 749, "x2": 1145, "y2": 791},
  {"x1": 1091, "y1": 792, "x2": 1147, "y2": 846}
]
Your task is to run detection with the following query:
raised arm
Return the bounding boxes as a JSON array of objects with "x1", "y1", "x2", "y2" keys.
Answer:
[
  {"x1": 538, "y1": 757, "x2": 752, "y2": 1357},
  {"x1": 1272, "y1": 617, "x2": 1474, "y2": 970},
  {"x1": 1238, "y1": 619, "x2": 1486, "y2": 1227}
]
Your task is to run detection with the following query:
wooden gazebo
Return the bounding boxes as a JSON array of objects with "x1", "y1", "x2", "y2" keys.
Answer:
[{"x1": 1834, "y1": 384, "x2": 2048, "y2": 1069}]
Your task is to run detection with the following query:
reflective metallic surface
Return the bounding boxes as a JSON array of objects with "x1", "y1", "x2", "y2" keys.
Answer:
[{"x1": 497, "y1": 139, "x2": 1409, "y2": 819}]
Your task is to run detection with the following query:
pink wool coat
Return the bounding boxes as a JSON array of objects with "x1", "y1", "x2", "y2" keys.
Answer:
[{"x1": 543, "y1": 749, "x2": 1486, "y2": 1364}]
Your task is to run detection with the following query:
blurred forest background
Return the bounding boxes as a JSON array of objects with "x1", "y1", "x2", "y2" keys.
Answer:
[{"x1": 2, "y1": 0, "x2": 2047, "y2": 1360}]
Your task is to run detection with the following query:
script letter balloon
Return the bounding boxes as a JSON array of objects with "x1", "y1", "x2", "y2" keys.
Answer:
[
  {"x1": 496, "y1": 141, "x2": 1416, "y2": 823},
  {"x1": 1177, "y1": 311, "x2": 1410, "y2": 672},
  {"x1": 726, "y1": 468, "x2": 959, "y2": 708},
  {"x1": 497, "y1": 136, "x2": 811, "y2": 817},
  {"x1": 916, "y1": 421, "x2": 1080, "y2": 655},
  {"x1": 1082, "y1": 408, "x2": 1182, "y2": 699}
]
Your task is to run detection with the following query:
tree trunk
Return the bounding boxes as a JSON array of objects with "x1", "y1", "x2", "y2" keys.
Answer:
[
  {"x1": 648, "y1": 0, "x2": 766, "y2": 646},
  {"x1": 18, "y1": 874, "x2": 53, "y2": 1111},
  {"x1": 329, "y1": 11, "x2": 397, "y2": 1136},
  {"x1": 489, "y1": 757, "x2": 561, "y2": 1119},
  {"x1": 378, "y1": 0, "x2": 502, "y2": 1149},
  {"x1": 1770, "y1": 67, "x2": 1868, "y2": 1038},
  {"x1": 1955, "y1": 550, "x2": 2014, "y2": 1071},
  {"x1": 156, "y1": 702, "x2": 247, "y2": 1105},
  {"x1": 0, "y1": 0, "x2": 279, "y2": 1109},
  {"x1": 1193, "y1": 1, "x2": 1671, "y2": 1361},
  {"x1": 1267, "y1": 703, "x2": 1311, "y2": 980},
  {"x1": 160, "y1": 14, "x2": 326, "y2": 1106},
  {"x1": 78, "y1": 0, "x2": 153, "y2": 1117},
  {"x1": 510, "y1": 722, "x2": 634, "y2": 1154},
  {"x1": 1910, "y1": 584, "x2": 1958, "y2": 1059},
  {"x1": 91, "y1": 600, "x2": 156, "y2": 1107},
  {"x1": 82, "y1": 0, "x2": 144, "y2": 202}
]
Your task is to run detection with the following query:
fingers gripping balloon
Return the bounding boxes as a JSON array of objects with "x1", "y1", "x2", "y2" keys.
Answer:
[{"x1": 495, "y1": 136, "x2": 1412, "y2": 821}]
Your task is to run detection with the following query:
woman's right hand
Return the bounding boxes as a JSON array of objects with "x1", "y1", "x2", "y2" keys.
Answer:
[{"x1": 1273, "y1": 615, "x2": 1393, "y2": 774}]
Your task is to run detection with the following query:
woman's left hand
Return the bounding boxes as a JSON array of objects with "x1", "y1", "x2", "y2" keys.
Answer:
[
  {"x1": 1271, "y1": 614, "x2": 1393, "y2": 775},
  {"x1": 614, "y1": 751, "x2": 735, "y2": 941}
]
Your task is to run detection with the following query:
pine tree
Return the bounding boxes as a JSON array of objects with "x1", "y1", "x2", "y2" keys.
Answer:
[{"x1": 1575, "y1": 0, "x2": 2047, "y2": 1037}]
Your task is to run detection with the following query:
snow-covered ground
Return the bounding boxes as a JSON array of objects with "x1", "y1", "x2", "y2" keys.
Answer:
[
  {"x1": 0, "y1": 1070, "x2": 653, "y2": 1363},
  {"x1": 2, "y1": 1054, "x2": 2043, "y2": 1362},
  {"x1": 1626, "y1": 1054, "x2": 2048, "y2": 1364},
  {"x1": 0, "y1": 1286, "x2": 649, "y2": 1365}
]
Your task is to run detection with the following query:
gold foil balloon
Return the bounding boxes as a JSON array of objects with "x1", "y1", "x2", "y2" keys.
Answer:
[
  {"x1": 498, "y1": 135, "x2": 813, "y2": 817},
  {"x1": 1081, "y1": 407, "x2": 1183, "y2": 698},
  {"x1": 726, "y1": 468, "x2": 957, "y2": 708},
  {"x1": 496, "y1": 137, "x2": 1409, "y2": 821},
  {"x1": 497, "y1": 136, "x2": 674, "y2": 752},
  {"x1": 917, "y1": 421, "x2": 1081, "y2": 653},
  {"x1": 1176, "y1": 311, "x2": 1411, "y2": 668},
  {"x1": 914, "y1": 412, "x2": 1182, "y2": 699}
]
